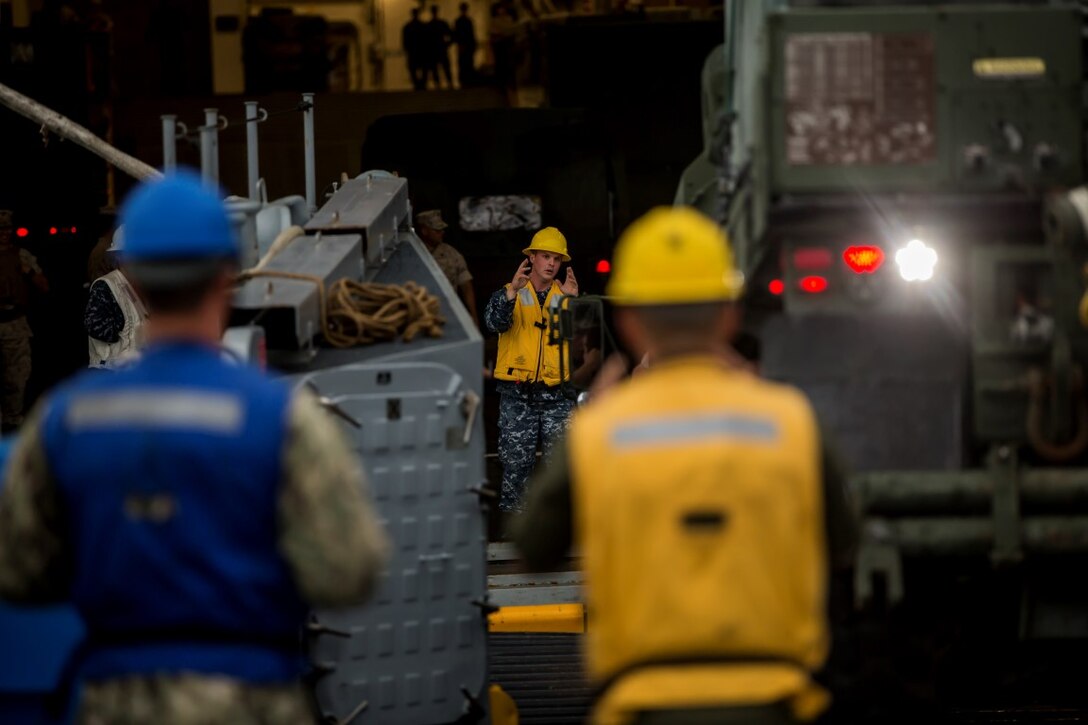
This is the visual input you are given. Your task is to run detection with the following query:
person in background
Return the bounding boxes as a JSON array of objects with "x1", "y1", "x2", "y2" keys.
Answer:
[
  {"x1": 426, "y1": 4, "x2": 454, "y2": 88},
  {"x1": 0, "y1": 210, "x2": 48, "y2": 432},
  {"x1": 488, "y1": 2, "x2": 517, "y2": 102},
  {"x1": 453, "y1": 2, "x2": 477, "y2": 86},
  {"x1": 513, "y1": 206, "x2": 856, "y2": 725},
  {"x1": 416, "y1": 209, "x2": 478, "y2": 328},
  {"x1": 84, "y1": 227, "x2": 149, "y2": 369},
  {"x1": 403, "y1": 8, "x2": 428, "y2": 90},
  {"x1": 0, "y1": 170, "x2": 389, "y2": 724},
  {"x1": 484, "y1": 226, "x2": 578, "y2": 513}
]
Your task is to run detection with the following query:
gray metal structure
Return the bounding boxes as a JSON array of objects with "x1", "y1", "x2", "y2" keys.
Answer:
[
  {"x1": 304, "y1": 358, "x2": 487, "y2": 724},
  {"x1": 287, "y1": 226, "x2": 490, "y2": 725},
  {"x1": 211, "y1": 104, "x2": 490, "y2": 723},
  {"x1": 234, "y1": 233, "x2": 364, "y2": 351}
]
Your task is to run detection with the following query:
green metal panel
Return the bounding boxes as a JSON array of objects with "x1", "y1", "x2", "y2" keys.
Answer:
[
  {"x1": 768, "y1": 6, "x2": 1083, "y2": 193},
  {"x1": 971, "y1": 242, "x2": 1088, "y2": 444}
]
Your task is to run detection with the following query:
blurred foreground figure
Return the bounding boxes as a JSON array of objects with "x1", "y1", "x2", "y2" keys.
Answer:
[
  {"x1": 0, "y1": 171, "x2": 388, "y2": 724},
  {"x1": 513, "y1": 206, "x2": 855, "y2": 725}
]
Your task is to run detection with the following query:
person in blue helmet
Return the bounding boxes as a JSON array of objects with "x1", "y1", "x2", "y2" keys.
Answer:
[{"x1": 0, "y1": 170, "x2": 389, "y2": 724}]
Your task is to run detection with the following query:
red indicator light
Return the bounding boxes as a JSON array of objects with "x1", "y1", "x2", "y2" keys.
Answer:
[
  {"x1": 768, "y1": 279, "x2": 785, "y2": 296},
  {"x1": 799, "y1": 275, "x2": 828, "y2": 293},
  {"x1": 70, "y1": 226, "x2": 77, "y2": 234},
  {"x1": 793, "y1": 247, "x2": 833, "y2": 270},
  {"x1": 843, "y1": 245, "x2": 885, "y2": 274},
  {"x1": 595, "y1": 259, "x2": 611, "y2": 274},
  {"x1": 15, "y1": 227, "x2": 28, "y2": 238},
  {"x1": 48, "y1": 227, "x2": 57, "y2": 235}
]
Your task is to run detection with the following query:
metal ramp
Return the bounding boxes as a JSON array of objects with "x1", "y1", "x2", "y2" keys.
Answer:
[{"x1": 304, "y1": 362, "x2": 489, "y2": 724}]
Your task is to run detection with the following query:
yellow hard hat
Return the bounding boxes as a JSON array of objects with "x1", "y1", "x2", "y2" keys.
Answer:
[
  {"x1": 606, "y1": 206, "x2": 744, "y2": 305},
  {"x1": 523, "y1": 226, "x2": 570, "y2": 262}
]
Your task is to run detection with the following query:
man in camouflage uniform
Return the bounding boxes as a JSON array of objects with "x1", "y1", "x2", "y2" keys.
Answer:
[
  {"x1": 0, "y1": 171, "x2": 389, "y2": 724},
  {"x1": 485, "y1": 227, "x2": 578, "y2": 512},
  {"x1": 417, "y1": 209, "x2": 478, "y2": 328},
  {"x1": 0, "y1": 210, "x2": 48, "y2": 431}
]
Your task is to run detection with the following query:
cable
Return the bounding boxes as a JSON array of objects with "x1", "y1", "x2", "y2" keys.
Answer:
[{"x1": 235, "y1": 269, "x2": 446, "y2": 348}]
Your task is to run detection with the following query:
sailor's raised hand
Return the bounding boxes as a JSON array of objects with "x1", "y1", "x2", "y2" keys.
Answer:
[
  {"x1": 561, "y1": 267, "x2": 579, "y2": 296},
  {"x1": 506, "y1": 259, "x2": 532, "y2": 300}
]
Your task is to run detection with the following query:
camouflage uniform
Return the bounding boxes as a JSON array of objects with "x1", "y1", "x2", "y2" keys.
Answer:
[
  {"x1": 417, "y1": 209, "x2": 479, "y2": 327},
  {"x1": 430, "y1": 240, "x2": 473, "y2": 290},
  {"x1": 485, "y1": 287, "x2": 574, "y2": 512},
  {"x1": 0, "y1": 315, "x2": 32, "y2": 430},
  {"x1": 79, "y1": 675, "x2": 315, "y2": 725},
  {"x1": 416, "y1": 210, "x2": 472, "y2": 290},
  {"x1": 0, "y1": 388, "x2": 389, "y2": 723},
  {"x1": 0, "y1": 240, "x2": 43, "y2": 430},
  {"x1": 496, "y1": 381, "x2": 573, "y2": 511}
]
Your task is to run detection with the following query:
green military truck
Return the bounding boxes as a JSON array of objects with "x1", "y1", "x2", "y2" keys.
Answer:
[{"x1": 673, "y1": 0, "x2": 1088, "y2": 715}]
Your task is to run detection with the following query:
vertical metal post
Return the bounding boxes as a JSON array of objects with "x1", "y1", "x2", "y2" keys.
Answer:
[
  {"x1": 161, "y1": 115, "x2": 177, "y2": 171},
  {"x1": 245, "y1": 101, "x2": 261, "y2": 201},
  {"x1": 991, "y1": 445, "x2": 1024, "y2": 566},
  {"x1": 303, "y1": 93, "x2": 316, "y2": 212},
  {"x1": 201, "y1": 107, "x2": 219, "y2": 188},
  {"x1": 714, "y1": 0, "x2": 739, "y2": 228}
]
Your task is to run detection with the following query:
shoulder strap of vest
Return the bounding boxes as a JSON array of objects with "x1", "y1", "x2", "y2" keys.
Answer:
[{"x1": 104, "y1": 270, "x2": 148, "y2": 318}]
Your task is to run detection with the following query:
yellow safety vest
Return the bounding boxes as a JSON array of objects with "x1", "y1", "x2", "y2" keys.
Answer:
[
  {"x1": 567, "y1": 356, "x2": 830, "y2": 725},
  {"x1": 494, "y1": 280, "x2": 568, "y2": 387}
]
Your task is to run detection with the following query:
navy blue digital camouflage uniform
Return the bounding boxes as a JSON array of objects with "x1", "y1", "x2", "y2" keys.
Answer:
[{"x1": 485, "y1": 287, "x2": 575, "y2": 512}]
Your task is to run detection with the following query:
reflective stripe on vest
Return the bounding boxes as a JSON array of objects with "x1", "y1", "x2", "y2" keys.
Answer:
[
  {"x1": 44, "y1": 342, "x2": 307, "y2": 683},
  {"x1": 88, "y1": 270, "x2": 148, "y2": 369},
  {"x1": 568, "y1": 356, "x2": 829, "y2": 714},
  {"x1": 494, "y1": 280, "x2": 568, "y2": 386},
  {"x1": 66, "y1": 390, "x2": 244, "y2": 433}
]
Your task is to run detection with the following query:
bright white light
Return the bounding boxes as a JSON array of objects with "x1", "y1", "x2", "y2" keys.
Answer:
[{"x1": 895, "y1": 239, "x2": 938, "y2": 282}]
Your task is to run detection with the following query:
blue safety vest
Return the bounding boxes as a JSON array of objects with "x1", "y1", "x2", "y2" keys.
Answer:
[{"x1": 41, "y1": 341, "x2": 308, "y2": 683}]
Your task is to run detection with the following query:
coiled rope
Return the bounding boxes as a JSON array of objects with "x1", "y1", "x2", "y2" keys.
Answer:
[
  {"x1": 238, "y1": 227, "x2": 445, "y2": 348},
  {"x1": 325, "y1": 278, "x2": 445, "y2": 346}
]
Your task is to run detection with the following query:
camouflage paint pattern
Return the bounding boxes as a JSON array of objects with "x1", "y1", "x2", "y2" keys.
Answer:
[{"x1": 497, "y1": 383, "x2": 574, "y2": 512}]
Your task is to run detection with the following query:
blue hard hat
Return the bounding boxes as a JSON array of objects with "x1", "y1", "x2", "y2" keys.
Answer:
[{"x1": 119, "y1": 169, "x2": 238, "y2": 262}]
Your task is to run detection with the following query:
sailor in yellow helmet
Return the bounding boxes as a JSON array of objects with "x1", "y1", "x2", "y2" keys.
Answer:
[
  {"x1": 512, "y1": 206, "x2": 856, "y2": 725},
  {"x1": 483, "y1": 226, "x2": 579, "y2": 512}
]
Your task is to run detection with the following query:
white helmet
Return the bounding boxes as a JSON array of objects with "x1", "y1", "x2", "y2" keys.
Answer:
[{"x1": 107, "y1": 225, "x2": 123, "y2": 253}]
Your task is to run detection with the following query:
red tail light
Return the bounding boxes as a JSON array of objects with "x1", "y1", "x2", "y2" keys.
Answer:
[
  {"x1": 15, "y1": 227, "x2": 28, "y2": 238},
  {"x1": 768, "y1": 279, "x2": 785, "y2": 296},
  {"x1": 843, "y1": 245, "x2": 885, "y2": 274},
  {"x1": 799, "y1": 275, "x2": 828, "y2": 293},
  {"x1": 48, "y1": 227, "x2": 57, "y2": 235},
  {"x1": 793, "y1": 247, "x2": 833, "y2": 270}
]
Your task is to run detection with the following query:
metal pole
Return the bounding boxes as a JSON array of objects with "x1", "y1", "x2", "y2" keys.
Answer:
[
  {"x1": 245, "y1": 102, "x2": 260, "y2": 201},
  {"x1": 201, "y1": 108, "x2": 219, "y2": 188},
  {"x1": 856, "y1": 469, "x2": 1088, "y2": 515},
  {"x1": 161, "y1": 115, "x2": 177, "y2": 171},
  {"x1": 867, "y1": 516, "x2": 1088, "y2": 557},
  {"x1": 303, "y1": 93, "x2": 316, "y2": 212},
  {"x1": 0, "y1": 81, "x2": 160, "y2": 181}
]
